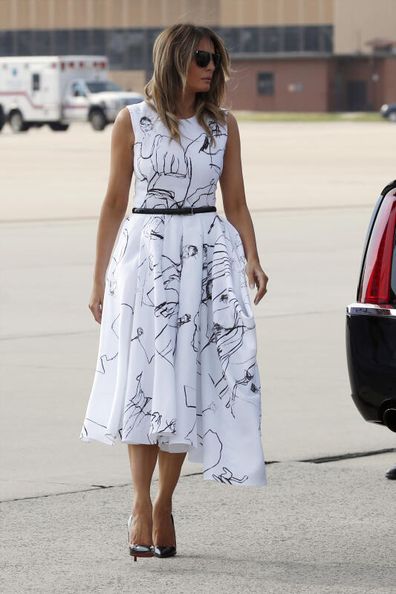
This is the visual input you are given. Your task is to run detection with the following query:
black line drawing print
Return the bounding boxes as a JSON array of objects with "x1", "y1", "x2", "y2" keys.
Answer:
[
  {"x1": 212, "y1": 466, "x2": 249, "y2": 485},
  {"x1": 107, "y1": 227, "x2": 129, "y2": 295}
]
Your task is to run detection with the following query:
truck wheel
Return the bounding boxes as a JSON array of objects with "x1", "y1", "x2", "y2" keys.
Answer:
[
  {"x1": 89, "y1": 109, "x2": 107, "y2": 131},
  {"x1": 49, "y1": 122, "x2": 70, "y2": 132},
  {"x1": 9, "y1": 110, "x2": 29, "y2": 133}
]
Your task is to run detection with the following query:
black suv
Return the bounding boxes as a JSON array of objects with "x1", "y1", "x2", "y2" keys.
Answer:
[{"x1": 346, "y1": 180, "x2": 396, "y2": 433}]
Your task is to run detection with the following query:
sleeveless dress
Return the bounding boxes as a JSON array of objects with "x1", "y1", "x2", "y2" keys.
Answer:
[{"x1": 79, "y1": 100, "x2": 267, "y2": 487}]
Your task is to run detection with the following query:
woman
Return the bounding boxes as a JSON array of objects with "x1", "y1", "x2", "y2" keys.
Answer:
[{"x1": 79, "y1": 23, "x2": 269, "y2": 561}]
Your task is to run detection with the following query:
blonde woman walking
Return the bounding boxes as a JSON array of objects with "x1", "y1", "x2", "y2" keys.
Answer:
[{"x1": 80, "y1": 23, "x2": 269, "y2": 561}]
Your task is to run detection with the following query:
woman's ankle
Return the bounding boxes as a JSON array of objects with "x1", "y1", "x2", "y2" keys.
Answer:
[
  {"x1": 153, "y1": 495, "x2": 172, "y2": 513},
  {"x1": 131, "y1": 496, "x2": 153, "y2": 515}
]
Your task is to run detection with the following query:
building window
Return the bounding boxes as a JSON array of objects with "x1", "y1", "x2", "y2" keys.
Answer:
[
  {"x1": 257, "y1": 72, "x2": 274, "y2": 95},
  {"x1": 284, "y1": 27, "x2": 302, "y2": 52},
  {"x1": 320, "y1": 26, "x2": 333, "y2": 52},
  {"x1": 2, "y1": 24, "x2": 334, "y2": 71},
  {"x1": 54, "y1": 30, "x2": 70, "y2": 54},
  {"x1": 34, "y1": 30, "x2": 53, "y2": 55},
  {"x1": 146, "y1": 28, "x2": 163, "y2": 70},
  {"x1": 91, "y1": 29, "x2": 106, "y2": 56},
  {"x1": 107, "y1": 29, "x2": 128, "y2": 69},
  {"x1": 0, "y1": 31, "x2": 14, "y2": 55},
  {"x1": 239, "y1": 27, "x2": 259, "y2": 53},
  {"x1": 303, "y1": 26, "x2": 320, "y2": 52},
  {"x1": 14, "y1": 30, "x2": 32, "y2": 55},
  {"x1": 215, "y1": 27, "x2": 239, "y2": 53},
  {"x1": 124, "y1": 30, "x2": 145, "y2": 70},
  {"x1": 73, "y1": 29, "x2": 89, "y2": 54},
  {"x1": 262, "y1": 27, "x2": 282, "y2": 53}
]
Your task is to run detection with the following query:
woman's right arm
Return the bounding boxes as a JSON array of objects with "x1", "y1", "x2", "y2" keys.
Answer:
[{"x1": 88, "y1": 106, "x2": 134, "y2": 323}]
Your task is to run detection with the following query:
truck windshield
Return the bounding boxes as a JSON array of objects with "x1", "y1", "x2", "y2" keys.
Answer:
[{"x1": 86, "y1": 81, "x2": 123, "y2": 93}]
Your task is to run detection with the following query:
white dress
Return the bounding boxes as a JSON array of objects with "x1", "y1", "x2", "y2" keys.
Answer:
[{"x1": 79, "y1": 100, "x2": 267, "y2": 487}]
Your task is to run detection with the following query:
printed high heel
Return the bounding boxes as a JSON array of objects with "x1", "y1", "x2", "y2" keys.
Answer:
[
  {"x1": 127, "y1": 514, "x2": 154, "y2": 561},
  {"x1": 153, "y1": 512, "x2": 177, "y2": 558}
]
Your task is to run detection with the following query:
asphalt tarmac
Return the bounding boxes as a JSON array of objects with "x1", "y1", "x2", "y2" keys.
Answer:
[{"x1": 1, "y1": 120, "x2": 395, "y2": 593}]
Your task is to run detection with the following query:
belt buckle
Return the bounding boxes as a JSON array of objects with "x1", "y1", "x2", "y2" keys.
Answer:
[{"x1": 189, "y1": 205, "x2": 195, "y2": 215}]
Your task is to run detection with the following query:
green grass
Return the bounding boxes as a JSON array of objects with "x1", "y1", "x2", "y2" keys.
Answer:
[{"x1": 234, "y1": 111, "x2": 387, "y2": 123}]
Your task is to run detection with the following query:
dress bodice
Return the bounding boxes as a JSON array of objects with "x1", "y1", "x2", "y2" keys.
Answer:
[{"x1": 127, "y1": 100, "x2": 228, "y2": 210}]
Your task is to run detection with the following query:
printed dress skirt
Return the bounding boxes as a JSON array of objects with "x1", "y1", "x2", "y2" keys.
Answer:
[{"x1": 79, "y1": 211, "x2": 267, "y2": 487}]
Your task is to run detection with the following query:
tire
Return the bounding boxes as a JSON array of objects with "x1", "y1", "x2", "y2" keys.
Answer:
[
  {"x1": 49, "y1": 122, "x2": 70, "y2": 131},
  {"x1": 0, "y1": 109, "x2": 5, "y2": 132},
  {"x1": 388, "y1": 111, "x2": 396, "y2": 122},
  {"x1": 9, "y1": 110, "x2": 29, "y2": 133},
  {"x1": 89, "y1": 109, "x2": 107, "y2": 131}
]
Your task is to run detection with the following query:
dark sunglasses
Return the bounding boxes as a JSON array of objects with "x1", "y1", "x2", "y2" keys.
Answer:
[{"x1": 193, "y1": 50, "x2": 221, "y2": 69}]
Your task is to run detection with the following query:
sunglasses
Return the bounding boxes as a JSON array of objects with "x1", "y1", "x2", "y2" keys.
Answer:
[{"x1": 193, "y1": 50, "x2": 221, "y2": 69}]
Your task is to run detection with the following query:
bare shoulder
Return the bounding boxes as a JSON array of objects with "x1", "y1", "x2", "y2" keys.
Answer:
[
  {"x1": 112, "y1": 106, "x2": 134, "y2": 145},
  {"x1": 223, "y1": 110, "x2": 240, "y2": 149},
  {"x1": 224, "y1": 109, "x2": 237, "y2": 126}
]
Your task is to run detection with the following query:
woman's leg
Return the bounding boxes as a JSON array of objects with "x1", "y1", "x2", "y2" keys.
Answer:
[
  {"x1": 127, "y1": 443, "x2": 159, "y2": 545},
  {"x1": 152, "y1": 449, "x2": 187, "y2": 545}
]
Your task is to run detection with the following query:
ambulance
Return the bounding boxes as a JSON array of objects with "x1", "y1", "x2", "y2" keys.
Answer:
[{"x1": 0, "y1": 55, "x2": 143, "y2": 132}]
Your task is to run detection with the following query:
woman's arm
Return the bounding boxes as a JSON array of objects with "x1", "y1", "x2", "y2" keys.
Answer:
[
  {"x1": 89, "y1": 106, "x2": 134, "y2": 323},
  {"x1": 219, "y1": 111, "x2": 268, "y2": 305}
]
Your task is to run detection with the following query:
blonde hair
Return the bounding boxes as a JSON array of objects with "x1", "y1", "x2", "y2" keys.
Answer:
[{"x1": 143, "y1": 23, "x2": 231, "y2": 146}]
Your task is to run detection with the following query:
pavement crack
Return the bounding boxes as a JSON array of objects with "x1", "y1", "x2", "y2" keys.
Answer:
[
  {"x1": 299, "y1": 447, "x2": 396, "y2": 464},
  {"x1": 2, "y1": 453, "x2": 394, "y2": 504}
]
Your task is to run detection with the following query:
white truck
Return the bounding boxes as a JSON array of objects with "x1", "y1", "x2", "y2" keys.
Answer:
[{"x1": 0, "y1": 55, "x2": 143, "y2": 132}]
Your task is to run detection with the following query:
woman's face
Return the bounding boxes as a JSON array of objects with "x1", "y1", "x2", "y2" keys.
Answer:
[{"x1": 185, "y1": 36, "x2": 217, "y2": 94}]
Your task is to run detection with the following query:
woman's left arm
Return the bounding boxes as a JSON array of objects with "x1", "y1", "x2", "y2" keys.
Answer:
[{"x1": 219, "y1": 111, "x2": 269, "y2": 305}]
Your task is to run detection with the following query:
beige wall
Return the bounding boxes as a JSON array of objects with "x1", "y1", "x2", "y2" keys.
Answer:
[
  {"x1": 334, "y1": 0, "x2": 396, "y2": 54},
  {"x1": 227, "y1": 58, "x2": 331, "y2": 111},
  {"x1": 0, "y1": 0, "x2": 334, "y2": 30},
  {"x1": 218, "y1": 0, "x2": 333, "y2": 26},
  {"x1": 0, "y1": 0, "x2": 219, "y2": 29}
]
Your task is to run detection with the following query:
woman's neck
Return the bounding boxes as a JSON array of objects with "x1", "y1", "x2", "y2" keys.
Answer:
[{"x1": 175, "y1": 90, "x2": 196, "y2": 118}]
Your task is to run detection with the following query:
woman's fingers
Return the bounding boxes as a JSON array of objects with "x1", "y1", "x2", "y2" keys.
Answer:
[
  {"x1": 253, "y1": 270, "x2": 268, "y2": 305},
  {"x1": 88, "y1": 299, "x2": 103, "y2": 324},
  {"x1": 246, "y1": 264, "x2": 269, "y2": 305}
]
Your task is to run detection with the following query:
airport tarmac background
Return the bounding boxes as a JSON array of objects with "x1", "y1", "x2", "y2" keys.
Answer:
[{"x1": 1, "y1": 118, "x2": 395, "y2": 592}]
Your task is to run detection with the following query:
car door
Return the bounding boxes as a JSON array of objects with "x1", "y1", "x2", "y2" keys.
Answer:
[{"x1": 62, "y1": 80, "x2": 89, "y2": 122}]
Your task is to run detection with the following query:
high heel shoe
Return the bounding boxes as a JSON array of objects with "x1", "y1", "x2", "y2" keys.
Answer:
[
  {"x1": 153, "y1": 512, "x2": 177, "y2": 558},
  {"x1": 127, "y1": 514, "x2": 154, "y2": 562}
]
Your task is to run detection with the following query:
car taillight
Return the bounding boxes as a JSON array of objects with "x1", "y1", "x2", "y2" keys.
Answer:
[{"x1": 359, "y1": 190, "x2": 396, "y2": 304}]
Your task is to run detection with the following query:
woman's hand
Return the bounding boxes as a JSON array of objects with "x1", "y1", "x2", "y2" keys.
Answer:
[
  {"x1": 245, "y1": 259, "x2": 269, "y2": 305},
  {"x1": 88, "y1": 281, "x2": 105, "y2": 324}
]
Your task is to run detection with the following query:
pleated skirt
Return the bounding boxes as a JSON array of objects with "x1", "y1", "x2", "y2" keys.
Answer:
[{"x1": 79, "y1": 211, "x2": 267, "y2": 486}]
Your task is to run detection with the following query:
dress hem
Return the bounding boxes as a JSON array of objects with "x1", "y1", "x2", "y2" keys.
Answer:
[{"x1": 79, "y1": 433, "x2": 268, "y2": 487}]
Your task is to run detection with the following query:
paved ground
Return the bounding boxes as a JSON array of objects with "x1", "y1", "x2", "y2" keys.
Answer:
[
  {"x1": 1, "y1": 454, "x2": 395, "y2": 594},
  {"x1": 1, "y1": 120, "x2": 396, "y2": 592}
]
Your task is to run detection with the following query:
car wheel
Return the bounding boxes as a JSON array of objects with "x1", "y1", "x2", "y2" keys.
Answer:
[
  {"x1": 89, "y1": 109, "x2": 107, "y2": 131},
  {"x1": 388, "y1": 111, "x2": 396, "y2": 122},
  {"x1": 9, "y1": 110, "x2": 29, "y2": 132}
]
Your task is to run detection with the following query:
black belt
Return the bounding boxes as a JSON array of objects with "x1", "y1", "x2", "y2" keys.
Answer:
[{"x1": 132, "y1": 206, "x2": 217, "y2": 215}]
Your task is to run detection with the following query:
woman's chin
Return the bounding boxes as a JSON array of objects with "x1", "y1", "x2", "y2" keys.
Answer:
[{"x1": 198, "y1": 83, "x2": 211, "y2": 93}]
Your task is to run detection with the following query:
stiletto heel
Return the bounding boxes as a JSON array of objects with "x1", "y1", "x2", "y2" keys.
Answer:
[
  {"x1": 153, "y1": 512, "x2": 177, "y2": 558},
  {"x1": 127, "y1": 514, "x2": 154, "y2": 561}
]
